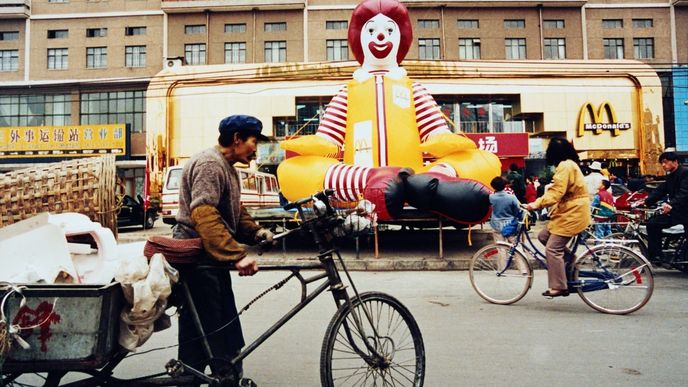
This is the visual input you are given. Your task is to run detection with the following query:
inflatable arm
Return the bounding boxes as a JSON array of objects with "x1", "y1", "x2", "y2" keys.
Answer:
[{"x1": 280, "y1": 135, "x2": 340, "y2": 157}]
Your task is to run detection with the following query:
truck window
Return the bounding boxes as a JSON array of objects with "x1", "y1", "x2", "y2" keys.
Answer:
[
  {"x1": 257, "y1": 176, "x2": 265, "y2": 194},
  {"x1": 270, "y1": 176, "x2": 279, "y2": 192}
]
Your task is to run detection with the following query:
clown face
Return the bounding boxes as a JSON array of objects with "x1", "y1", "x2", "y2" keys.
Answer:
[{"x1": 360, "y1": 14, "x2": 400, "y2": 70}]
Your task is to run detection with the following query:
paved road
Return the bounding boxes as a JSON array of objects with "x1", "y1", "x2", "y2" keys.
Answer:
[
  {"x1": 96, "y1": 220, "x2": 688, "y2": 386},
  {"x1": 12, "y1": 268, "x2": 681, "y2": 387}
]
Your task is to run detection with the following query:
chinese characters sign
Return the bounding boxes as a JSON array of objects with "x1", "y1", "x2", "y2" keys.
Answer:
[
  {"x1": 464, "y1": 133, "x2": 529, "y2": 157},
  {"x1": 0, "y1": 124, "x2": 126, "y2": 158}
]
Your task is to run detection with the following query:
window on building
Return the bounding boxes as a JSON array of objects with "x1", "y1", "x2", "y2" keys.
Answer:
[
  {"x1": 0, "y1": 50, "x2": 19, "y2": 71},
  {"x1": 602, "y1": 19, "x2": 623, "y2": 29},
  {"x1": 459, "y1": 38, "x2": 480, "y2": 60},
  {"x1": 47, "y1": 48, "x2": 68, "y2": 69},
  {"x1": 504, "y1": 19, "x2": 525, "y2": 29},
  {"x1": 264, "y1": 22, "x2": 287, "y2": 32},
  {"x1": 457, "y1": 19, "x2": 479, "y2": 29},
  {"x1": 80, "y1": 90, "x2": 146, "y2": 133},
  {"x1": 264, "y1": 41, "x2": 286, "y2": 62},
  {"x1": 0, "y1": 94, "x2": 71, "y2": 127},
  {"x1": 86, "y1": 28, "x2": 107, "y2": 38},
  {"x1": 184, "y1": 43, "x2": 206, "y2": 65},
  {"x1": 224, "y1": 42, "x2": 246, "y2": 64},
  {"x1": 0, "y1": 31, "x2": 19, "y2": 41},
  {"x1": 225, "y1": 23, "x2": 246, "y2": 33},
  {"x1": 185, "y1": 25, "x2": 206, "y2": 34},
  {"x1": 544, "y1": 38, "x2": 566, "y2": 59},
  {"x1": 86, "y1": 47, "x2": 107, "y2": 68},
  {"x1": 326, "y1": 39, "x2": 348, "y2": 61},
  {"x1": 326, "y1": 21, "x2": 348, "y2": 30},
  {"x1": 505, "y1": 38, "x2": 526, "y2": 59},
  {"x1": 419, "y1": 38, "x2": 440, "y2": 60},
  {"x1": 632, "y1": 19, "x2": 653, "y2": 28},
  {"x1": 418, "y1": 19, "x2": 439, "y2": 29},
  {"x1": 603, "y1": 38, "x2": 624, "y2": 59},
  {"x1": 125, "y1": 45, "x2": 146, "y2": 67},
  {"x1": 543, "y1": 20, "x2": 565, "y2": 29},
  {"x1": 125, "y1": 26, "x2": 146, "y2": 36},
  {"x1": 274, "y1": 98, "x2": 331, "y2": 137},
  {"x1": 47, "y1": 29, "x2": 68, "y2": 39},
  {"x1": 634, "y1": 38, "x2": 654, "y2": 59}
]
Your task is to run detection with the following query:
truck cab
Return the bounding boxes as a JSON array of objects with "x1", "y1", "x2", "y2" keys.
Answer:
[
  {"x1": 161, "y1": 166, "x2": 183, "y2": 225},
  {"x1": 161, "y1": 165, "x2": 281, "y2": 225}
]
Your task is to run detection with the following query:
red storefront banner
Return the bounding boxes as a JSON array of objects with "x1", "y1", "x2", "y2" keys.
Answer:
[{"x1": 464, "y1": 133, "x2": 529, "y2": 157}]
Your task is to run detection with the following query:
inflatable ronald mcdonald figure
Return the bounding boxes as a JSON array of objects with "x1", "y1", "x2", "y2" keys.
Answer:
[{"x1": 278, "y1": 0, "x2": 501, "y2": 222}]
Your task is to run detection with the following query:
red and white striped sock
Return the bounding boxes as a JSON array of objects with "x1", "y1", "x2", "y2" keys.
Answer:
[{"x1": 324, "y1": 164, "x2": 371, "y2": 202}]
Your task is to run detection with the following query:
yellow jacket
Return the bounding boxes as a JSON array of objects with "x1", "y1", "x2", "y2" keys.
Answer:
[{"x1": 533, "y1": 160, "x2": 590, "y2": 237}]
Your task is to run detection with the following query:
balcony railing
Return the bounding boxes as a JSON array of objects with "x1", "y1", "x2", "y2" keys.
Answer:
[
  {"x1": 457, "y1": 121, "x2": 534, "y2": 134},
  {"x1": 0, "y1": 0, "x2": 31, "y2": 18}
]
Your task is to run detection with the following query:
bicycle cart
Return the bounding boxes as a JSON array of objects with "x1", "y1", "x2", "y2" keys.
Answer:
[{"x1": 1, "y1": 190, "x2": 426, "y2": 386}]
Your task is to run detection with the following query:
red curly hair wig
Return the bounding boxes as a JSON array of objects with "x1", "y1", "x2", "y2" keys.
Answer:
[{"x1": 348, "y1": 0, "x2": 413, "y2": 65}]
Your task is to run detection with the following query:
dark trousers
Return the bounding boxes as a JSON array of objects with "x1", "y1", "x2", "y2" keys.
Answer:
[
  {"x1": 178, "y1": 267, "x2": 245, "y2": 380},
  {"x1": 646, "y1": 213, "x2": 686, "y2": 261}
]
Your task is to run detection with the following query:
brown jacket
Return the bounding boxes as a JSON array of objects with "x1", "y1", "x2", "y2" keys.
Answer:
[{"x1": 533, "y1": 159, "x2": 590, "y2": 237}]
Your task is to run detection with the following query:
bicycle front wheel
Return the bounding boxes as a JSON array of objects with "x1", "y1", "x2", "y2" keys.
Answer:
[
  {"x1": 574, "y1": 244, "x2": 654, "y2": 315},
  {"x1": 320, "y1": 292, "x2": 425, "y2": 387},
  {"x1": 469, "y1": 243, "x2": 532, "y2": 305}
]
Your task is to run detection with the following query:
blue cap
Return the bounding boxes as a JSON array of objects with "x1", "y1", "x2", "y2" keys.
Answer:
[{"x1": 218, "y1": 115, "x2": 268, "y2": 141}]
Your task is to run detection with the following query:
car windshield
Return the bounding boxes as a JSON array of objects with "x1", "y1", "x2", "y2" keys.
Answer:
[{"x1": 166, "y1": 168, "x2": 182, "y2": 190}]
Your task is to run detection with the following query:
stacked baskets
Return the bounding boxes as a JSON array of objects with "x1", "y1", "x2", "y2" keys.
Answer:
[{"x1": 0, "y1": 155, "x2": 118, "y2": 236}]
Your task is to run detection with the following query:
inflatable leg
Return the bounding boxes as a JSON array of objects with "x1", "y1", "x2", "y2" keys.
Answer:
[
  {"x1": 362, "y1": 167, "x2": 408, "y2": 221},
  {"x1": 404, "y1": 171, "x2": 492, "y2": 224}
]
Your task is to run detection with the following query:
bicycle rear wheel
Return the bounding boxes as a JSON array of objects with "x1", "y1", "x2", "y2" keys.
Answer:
[
  {"x1": 469, "y1": 243, "x2": 532, "y2": 305},
  {"x1": 574, "y1": 244, "x2": 654, "y2": 315},
  {"x1": 320, "y1": 292, "x2": 425, "y2": 387}
]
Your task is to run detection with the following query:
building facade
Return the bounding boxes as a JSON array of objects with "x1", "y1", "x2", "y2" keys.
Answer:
[{"x1": 1, "y1": 0, "x2": 687, "y2": 190}]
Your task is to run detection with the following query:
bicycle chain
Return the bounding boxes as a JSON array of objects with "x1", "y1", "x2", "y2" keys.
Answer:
[{"x1": 238, "y1": 272, "x2": 296, "y2": 315}]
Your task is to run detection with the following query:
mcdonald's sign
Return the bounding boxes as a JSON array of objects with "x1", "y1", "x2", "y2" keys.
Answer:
[{"x1": 577, "y1": 102, "x2": 631, "y2": 137}]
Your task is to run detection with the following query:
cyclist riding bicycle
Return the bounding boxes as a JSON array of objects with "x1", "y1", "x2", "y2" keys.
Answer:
[{"x1": 637, "y1": 151, "x2": 688, "y2": 267}]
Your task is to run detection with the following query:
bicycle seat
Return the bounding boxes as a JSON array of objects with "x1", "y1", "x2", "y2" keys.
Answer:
[
  {"x1": 662, "y1": 224, "x2": 685, "y2": 235},
  {"x1": 144, "y1": 235, "x2": 204, "y2": 265}
]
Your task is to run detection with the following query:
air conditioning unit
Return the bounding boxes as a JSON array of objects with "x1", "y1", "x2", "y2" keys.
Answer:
[{"x1": 164, "y1": 57, "x2": 184, "y2": 69}]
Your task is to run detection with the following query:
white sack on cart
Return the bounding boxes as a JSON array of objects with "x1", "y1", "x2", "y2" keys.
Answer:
[{"x1": 115, "y1": 253, "x2": 178, "y2": 351}]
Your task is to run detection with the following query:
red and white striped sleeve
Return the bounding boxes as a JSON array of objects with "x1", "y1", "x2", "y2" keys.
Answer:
[
  {"x1": 413, "y1": 82, "x2": 451, "y2": 142},
  {"x1": 315, "y1": 86, "x2": 349, "y2": 148}
]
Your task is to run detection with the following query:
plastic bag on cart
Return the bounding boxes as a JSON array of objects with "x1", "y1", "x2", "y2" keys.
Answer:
[{"x1": 115, "y1": 253, "x2": 178, "y2": 351}]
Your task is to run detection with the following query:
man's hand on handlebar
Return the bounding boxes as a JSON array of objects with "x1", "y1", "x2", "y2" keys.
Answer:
[
  {"x1": 236, "y1": 256, "x2": 258, "y2": 276},
  {"x1": 255, "y1": 228, "x2": 276, "y2": 244}
]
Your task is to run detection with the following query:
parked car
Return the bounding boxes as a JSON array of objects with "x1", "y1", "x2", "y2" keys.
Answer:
[{"x1": 118, "y1": 194, "x2": 159, "y2": 229}]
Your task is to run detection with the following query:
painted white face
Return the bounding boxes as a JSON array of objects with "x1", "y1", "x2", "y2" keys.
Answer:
[{"x1": 360, "y1": 14, "x2": 400, "y2": 68}]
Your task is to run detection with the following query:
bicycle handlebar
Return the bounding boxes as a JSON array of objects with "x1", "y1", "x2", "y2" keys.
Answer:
[{"x1": 283, "y1": 189, "x2": 335, "y2": 211}]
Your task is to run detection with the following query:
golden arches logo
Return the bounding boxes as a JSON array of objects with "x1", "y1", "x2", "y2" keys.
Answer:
[{"x1": 577, "y1": 102, "x2": 631, "y2": 137}]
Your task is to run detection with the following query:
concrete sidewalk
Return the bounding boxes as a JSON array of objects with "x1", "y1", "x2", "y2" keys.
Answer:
[{"x1": 117, "y1": 219, "x2": 548, "y2": 270}]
